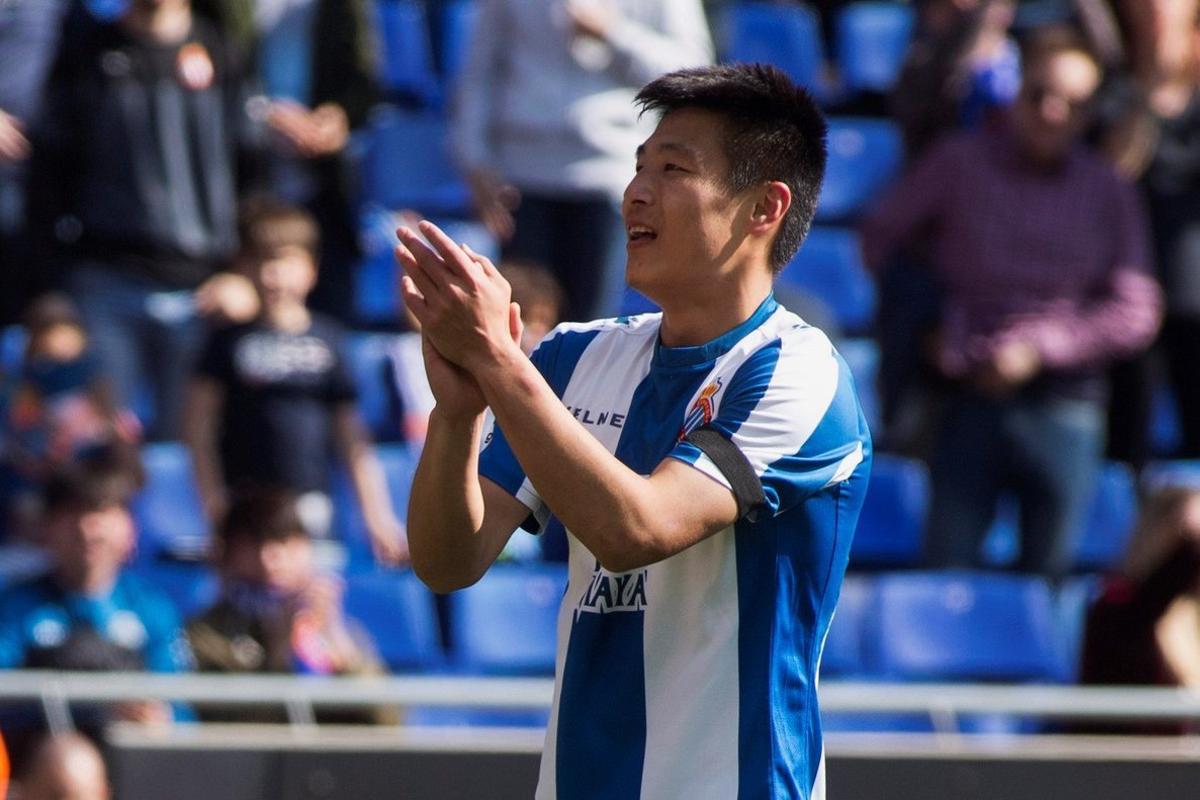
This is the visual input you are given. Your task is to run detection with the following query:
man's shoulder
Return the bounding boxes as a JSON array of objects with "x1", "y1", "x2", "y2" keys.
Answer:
[{"x1": 534, "y1": 313, "x2": 661, "y2": 360}]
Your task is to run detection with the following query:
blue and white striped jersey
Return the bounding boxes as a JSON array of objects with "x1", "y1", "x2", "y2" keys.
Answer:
[{"x1": 479, "y1": 294, "x2": 872, "y2": 799}]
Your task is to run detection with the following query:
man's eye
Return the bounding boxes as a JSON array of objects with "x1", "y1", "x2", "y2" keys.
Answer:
[
  {"x1": 664, "y1": 163, "x2": 682, "y2": 172},
  {"x1": 634, "y1": 163, "x2": 644, "y2": 173}
]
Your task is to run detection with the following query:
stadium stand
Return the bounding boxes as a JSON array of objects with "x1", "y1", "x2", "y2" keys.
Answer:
[
  {"x1": 864, "y1": 571, "x2": 1063, "y2": 684},
  {"x1": 343, "y1": 568, "x2": 444, "y2": 671},
  {"x1": 361, "y1": 108, "x2": 471, "y2": 216},
  {"x1": 127, "y1": 558, "x2": 220, "y2": 622},
  {"x1": 816, "y1": 117, "x2": 903, "y2": 223},
  {"x1": 834, "y1": 2, "x2": 915, "y2": 94},
  {"x1": 778, "y1": 226, "x2": 877, "y2": 333},
  {"x1": 721, "y1": 2, "x2": 827, "y2": 97},
  {"x1": 373, "y1": 0, "x2": 441, "y2": 107},
  {"x1": 1142, "y1": 459, "x2": 1200, "y2": 491},
  {"x1": 820, "y1": 573, "x2": 874, "y2": 678},
  {"x1": 439, "y1": 0, "x2": 481, "y2": 101},
  {"x1": 838, "y1": 337, "x2": 881, "y2": 436},
  {"x1": 344, "y1": 332, "x2": 402, "y2": 440},
  {"x1": 131, "y1": 442, "x2": 210, "y2": 561},
  {"x1": 445, "y1": 563, "x2": 567, "y2": 675},
  {"x1": 982, "y1": 462, "x2": 1140, "y2": 573},
  {"x1": 849, "y1": 454, "x2": 928, "y2": 569}
]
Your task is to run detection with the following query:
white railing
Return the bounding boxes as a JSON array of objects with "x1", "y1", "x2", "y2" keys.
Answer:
[{"x1": 5, "y1": 671, "x2": 1200, "y2": 733}]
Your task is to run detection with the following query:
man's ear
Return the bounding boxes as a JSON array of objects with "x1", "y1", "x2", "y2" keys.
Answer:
[{"x1": 749, "y1": 181, "x2": 791, "y2": 237}]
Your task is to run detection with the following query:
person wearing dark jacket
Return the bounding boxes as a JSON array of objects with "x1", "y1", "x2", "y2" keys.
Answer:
[{"x1": 26, "y1": 0, "x2": 261, "y2": 439}]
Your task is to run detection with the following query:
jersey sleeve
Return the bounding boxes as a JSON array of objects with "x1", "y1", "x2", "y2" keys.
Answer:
[{"x1": 669, "y1": 333, "x2": 868, "y2": 521}]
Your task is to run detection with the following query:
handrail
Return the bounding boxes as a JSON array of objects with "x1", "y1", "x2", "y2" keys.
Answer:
[{"x1": 3, "y1": 672, "x2": 1200, "y2": 724}]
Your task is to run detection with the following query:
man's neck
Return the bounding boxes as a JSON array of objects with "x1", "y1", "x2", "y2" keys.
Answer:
[
  {"x1": 122, "y1": 0, "x2": 192, "y2": 44},
  {"x1": 657, "y1": 274, "x2": 773, "y2": 348}
]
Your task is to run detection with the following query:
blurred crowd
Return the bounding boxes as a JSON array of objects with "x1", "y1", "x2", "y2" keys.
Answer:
[{"x1": 0, "y1": 0, "x2": 1199, "y2": 777}]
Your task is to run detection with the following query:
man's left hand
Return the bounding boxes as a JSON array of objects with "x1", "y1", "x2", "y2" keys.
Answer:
[{"x1": 396, "y1": 221, "x2": 521, "y2": 373}]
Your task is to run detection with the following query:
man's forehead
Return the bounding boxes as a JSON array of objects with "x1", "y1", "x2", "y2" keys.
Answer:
[{"x1": 635, "y1": 139, "x2": 703, "y2": 159}]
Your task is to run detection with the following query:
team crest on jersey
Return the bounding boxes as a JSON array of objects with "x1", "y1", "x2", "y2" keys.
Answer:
[
  {"x1": 678, "y1": 377, "x2": 723, "y2": 441},
  {"x1": 575, "y1": 564, "x2": 648, "y2": 617}
]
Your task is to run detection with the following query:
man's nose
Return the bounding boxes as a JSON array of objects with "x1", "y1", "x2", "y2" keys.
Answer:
[{"x1": 623, "y1": 173, "x2": 653, "y2": 208}]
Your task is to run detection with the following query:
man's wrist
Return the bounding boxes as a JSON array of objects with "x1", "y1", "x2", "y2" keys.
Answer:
[{"x1": 465, "y1": 338, "x2": 528, "y2": 394}]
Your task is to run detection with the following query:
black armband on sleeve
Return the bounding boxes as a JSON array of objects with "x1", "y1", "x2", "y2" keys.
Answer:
[{"x1": 683, "y1": 424, "x2": 768, "y2": 522}]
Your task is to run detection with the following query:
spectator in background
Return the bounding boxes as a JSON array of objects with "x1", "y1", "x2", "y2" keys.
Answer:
[
  {"x1": 861, "y1": 30, "x2": 1161, "y2": 580},
  {"x1": 25, "y1": 0, "x2": 261, "y2": 440},
  {"x1": 1079, "y1": 485, "x2": 1200, "y2": 732},
  {"x1": 0, "y1": 295, "x2": 141, "y2": 543},
  {"x1": 0, "y1": 454, "x2": 190, "y2": 721},
  {"x1": 10, "y1": 732, "x2": 110, "y2": 800},
  {"x1": 892, "y1": 0, "x2": 1021, "y2": 157},
  {"x1": 451, "y1": 0, "x2": 713, "y2": 322},
  {"x1": 183, "y1": 199, "x2": 406, "y2": 563},
  {"x1": 0, "y1": 0, "x2": 70, "y2": 326},
  {"x1": 1102, "y1": 0, "x2": 1200, "y2": 463},
  {"x1": 194, "y1": 0, "x2": 379, "y2": 322},
  {"x1": 187, "y1": 487, "x2": 391, "y2": 722}
]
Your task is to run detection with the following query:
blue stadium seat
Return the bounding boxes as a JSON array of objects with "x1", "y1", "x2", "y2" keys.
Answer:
[
  {"x1": 127, "y1": 559, "x2": 220, "y2": 621},
  {"x1": 446, "y1": 563, "x2": 567, "y2": 675},
  {"x1": 361, "y1": 109, "x2": 471, "y2": 215},
  {"x1": 835, "y1": 2, "x2": 915, "y2": 94},
  {"x1": 332, "y1": 444, "x2": 418, "y2": 567},
  {"x1": 343, "y1": 569, "x2": 443, "y2": 671},
  {"x1": 722, "y1": 2, "x2": 826, "y2": 96},
  {"x1": 131, "y1": 442, "x2": 209, "y2": 561},
  {"x1": 1054, "y1": 574, "x2": 1102, "y2": 682},
  {"x1": 440, "y1": 0, "x2": 480, "y2": 101},
  {"x1": 821, "y1": 574, "x2": 873, "y2": 677},
  {"x1": 982, "y1": 461, "x2": 1140, "y2": 572},
  {"x1": 1150, "y1": 382, "x2": 1183, "y2": 457},
  {"x1": 838, "y1": 337, "x2": 881, "y2": 437},
  {"x1": 864, "y1": 571, "x2": 1062, "y2": 683},
  {"x1": 779, "y1": 227, "x2": 877, "y2": 333},
  {"x1": 849, "y1": 454, "x2": 928, "y2": 568},
  {"x1": 1142, "y1": 459, "x2": 1200, "y2": 492},
  {"x1": 1074, "y1": 462, "x2": 1138, "y2": 572},
  {"x1": 0, "y1": 325, "x2": 26, "y2": 373},
  {"x1": 343, "y1": 332, "x2": 401, "y2": 440},
  {"x1": 374, "y1": 0, "x2": 441, "y2": 106},
  {"x1": 817, "y1": 117, "x2": 903, "y2": 222}
]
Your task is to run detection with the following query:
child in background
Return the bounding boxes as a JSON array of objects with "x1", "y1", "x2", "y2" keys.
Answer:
[
  {"x1": 187, "y1": 487, "x2": 390, "y2": 722},
  {"x1": 0, "y1": 295, "x2": 140, "y2": 541},
  {"x1": 183, "y1": 198, "x2": 405, "y2": 564}
]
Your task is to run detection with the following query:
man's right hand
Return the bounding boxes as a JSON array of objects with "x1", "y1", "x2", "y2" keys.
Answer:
[
  {"x1": 419, "y1": 298, "x2": 523, "y2": 419},
  {"x1": 466, "y1": 168, "x2": 520, "y2": 242}
]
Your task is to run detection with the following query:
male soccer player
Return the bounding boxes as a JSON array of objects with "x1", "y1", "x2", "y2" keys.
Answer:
[{"x1": 400, "y1": 63, "x2": 872, "y2": 799}]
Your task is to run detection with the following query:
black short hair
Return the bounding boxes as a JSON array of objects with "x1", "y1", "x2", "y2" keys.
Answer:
[
  {"x1": 42, "y1": 447, "x2": 144, "y2": 515},
  {"x1": 635, "y1": 63, "x2": 828, "y2": 272},
  {"x1": 218, "y1": 486, "x2": 308, "y2": 556},
  {"x1": 237, "y1": 196, "x2": 320, "y2": 263}
]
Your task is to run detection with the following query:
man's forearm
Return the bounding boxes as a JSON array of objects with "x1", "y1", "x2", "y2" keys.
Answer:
[
  {"x1": 406, "y1": 409, "x2": 491, "y2": 590},
  {"x1": 471, "y1": 346, "x2": 666, "y2": 571}
]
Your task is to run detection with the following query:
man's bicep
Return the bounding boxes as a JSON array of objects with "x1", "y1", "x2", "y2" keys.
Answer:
[{"x1": 645, "y1": 458, "x2": 740, "y2": 555}]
